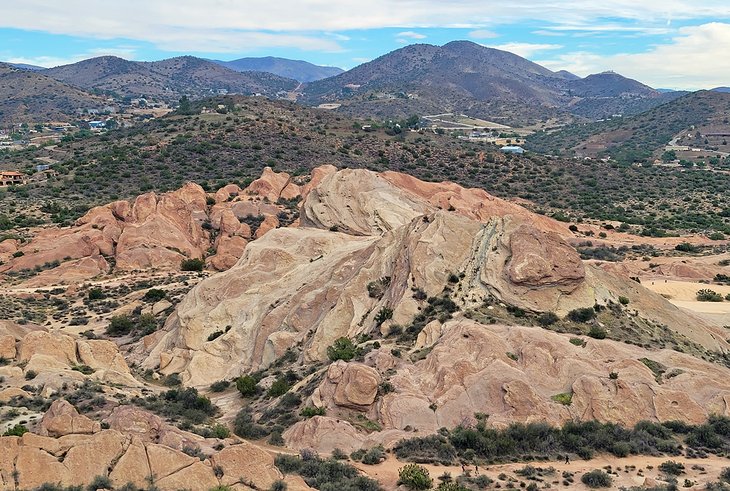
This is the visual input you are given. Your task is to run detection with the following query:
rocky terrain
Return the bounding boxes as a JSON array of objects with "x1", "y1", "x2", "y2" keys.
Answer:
[{"x1": 1, "y1": 166, "x2": 730, "y2": 491}]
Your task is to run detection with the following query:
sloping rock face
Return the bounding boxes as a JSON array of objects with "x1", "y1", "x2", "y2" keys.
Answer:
[
  {"x1": 285, "y1": 319, "x2": 730, "y2": 453},
  {"x1": 143, "y1": 167, "x2": 725, "y2": 386},
  {"x1": 0, "y1": 402, "x2": 283, "y2": 491}
]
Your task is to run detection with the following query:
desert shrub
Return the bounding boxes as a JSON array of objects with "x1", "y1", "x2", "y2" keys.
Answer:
[
  {"x1": 332, "y1": 448, "x2": 348, "y2": 460},
  {"x1": 398, "y1": 463, "x2": 433, "y2": 490},
  {"x1": 374, "y1": 307, "x2": 393, "y2": 325},
  {"x1": 24, "y1": 370, "x2": 37, "y2": 380},
  {"x1": 3, "y1": 424, "x2": 28, "y2": 436},
  {"x1": 569, "y1": 337, "x2": 586, "y2": 347},
  {"x1": 587, "y1": 326, "x2": 607, "y2": 339},
  {"x1": 180, "y1": 257, "x2": 205, "y2": 271},
  {"x1": 551, "y1": 392, "x2": 573, "y2": 405},
  {"x1": 86, "y1": 475, "x2": 113, "y2": 490},
  {"x1": 270, "y1": 480, "x2": 288, "y2": 491},
  {"x1": 537, "y1": 312, "x2": 559, "y2": 326},
  {"x1": 393, "y1": 434, "x2": 458, "y2": 465},
  {"x1": 233, "y1": 408, "x2": 269, "y2": 439},
  {"x1": 618, "y1": 296, "x2": 630, "y2": 305},
  {"x1": 106, "y1": 314, "x2": 134, "y2": 335},
  {"x1": 268, "y1": 377, "x2": 290, "y2": 397},
  {"x1": 367, "y1": 277, "x2": 391, "y2": 299},
  {"x1": 143, "y1": 288, "x2": 167, "y2": 301},
  {"x1": 210, "y1": 380, "x2": 230, "y2": 392},
  {"x1": 675, "y1": 242, "x2": 698, "y2": 253},
  {"x1": 273, "y1": 454, "x2": 381, "y2": 490},
  {"x1": 436, "y1": 483, "x2": 470, "y2": 491},
  {"x1": 327, "y1": 337, "x2": 358, "y2": 362},
  {"x1": 581, "y1": 470, "x2": 612, "y2": 488},
  {"x1": 132, "y1": 387, "x2": 215, "y2": 426},
  {"x1": 720, "y1": 468, "x2": 730, "y2": 483},
  {"x1": 301, "y1": 406, "x2": 326, "y2": 418},
  {"x1": 236, "y1": 375, "x2": 258, "y2": 397},
  {"x1": 362, "y1": 446, "x2": 386, "y2": 465},
  {"x1": 659, "y1": 460, "x2": 685, "y2": 475},
  {"x1": 697, "y1": 289, "x2": 724, "y2": 302},
  {"x1": 87, "y1": 288, "x2": 104, "y2": 300},
  {"x1": 567, "y1": 307, "x2": 596, "y2": 322}
]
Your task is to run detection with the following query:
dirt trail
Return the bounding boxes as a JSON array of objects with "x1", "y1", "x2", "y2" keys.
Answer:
[{"x1": 354, "y1": 453, "x2": 730, "y2": 490}]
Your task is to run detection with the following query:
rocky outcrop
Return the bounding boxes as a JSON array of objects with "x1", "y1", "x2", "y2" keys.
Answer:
[
  {"x1": 0, "y1": 403, "x2": 283, "y2": 491},
  {"x1": 312, "y1": 361, "x2": 381, "y2": 411},
  {"x1": 143, "y1": 167, "x2": 726, "y2": 386},
  {"x1": 38, "y1": 400, "x2": 100, "y2": 437}
]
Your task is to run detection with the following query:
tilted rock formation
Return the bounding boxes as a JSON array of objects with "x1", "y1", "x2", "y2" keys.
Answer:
[{"x1": 142, "y1": 167, "x2": 727, "y2": 386}]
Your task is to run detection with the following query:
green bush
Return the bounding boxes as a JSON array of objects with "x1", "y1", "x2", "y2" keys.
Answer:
[
  {"x1": 143, "y1": 288, "x2": 167, "y2": 301},
  {"x1": 567, "y1": 307, "x2": 596, "y2": 323},
  {"x1": 87, "y1": 288, "x2": 104, "y2": 300},
  {"x1": 3, "y1": 424, "x2": 28, "y2": 436},
  {"x1": 697, "y1": 289, "x2": 724, "y2": 302},
  {"x1": 618, "y1": 296, "x2": 630, "y2": 305},
  {"x1": 269, "y1": 480, "x2": 288, "y2": 491},
  {"x1": 398, "y1": 463, "x2": 433, "y2": 490},
  {"x1": 180, "y1": 257, "x2": 205, "y2": 271},
  {"x1": 327, "y1": 337, "x2": 358, "y2": 362},
  {"x1": 537, "y1": 312, "x2": 559, "y2": 326},
  {"x1": 581, "y1": 470, "x2": 612, "y2": 488},
  {"x1": 268, "y1": 377, "x2": 290, "y2": 397},
  {"x1": 233, "y1": 409, "x2": 268, "y2": 439},
  {"x1": 659, "y1": 460, "x2": 685, "y2": 475},
  {"x1": 587, "y1": 326, "x2": 607, "y2": 339},
  {"x1": 551, "y1": 392, "x2": 573, "y2": 405},
  {"x1": 720, "y1": 467, "x2": 730, "y2": 483},
  {"x1": 361, "y1": 446, "x2": 385, "y2": 465},
  {"x1": 210, "y1": 380, "x2": 230, "y2": 392},
  {"x1": 301, "y1": 406, "x2": 326, "y2": 418},
  {"x1": 236, "y1": 375, "x2": 257, "y2": 397},
  {"x1": 106, "y1": 314, "x2": 134, "y2": 336}
]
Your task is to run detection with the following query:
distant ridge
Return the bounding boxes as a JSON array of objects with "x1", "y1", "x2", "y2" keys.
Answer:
[{"x1": 213, "y1": 56, "x2": 343, "y2": 82}]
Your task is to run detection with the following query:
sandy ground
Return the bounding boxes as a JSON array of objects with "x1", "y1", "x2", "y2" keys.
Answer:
[
  {"x1": 643, "y1": 280, "x2": 730, "y2": 327},
  {"x1": 356, "y1": 453, "x2": 730, "y2": 490}
]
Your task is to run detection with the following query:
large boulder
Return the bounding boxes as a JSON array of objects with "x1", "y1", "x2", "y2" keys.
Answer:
[{"x1": 38, "y1": 399, "x2": 100, "y2": 437}]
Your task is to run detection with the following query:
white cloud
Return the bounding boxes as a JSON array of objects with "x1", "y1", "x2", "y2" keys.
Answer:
[
  {"x1": 537, "y1": 22, "x2": 730, "y2": 89},
  {"x1": 5, "y1": 47, "x2": 139, "y2": 68},
  {"x1": 2, "y1": 1, "x2": 730, "y2": 53},
  {"x1": 396, "y1": 31, "x2": 426, "y2": 39},
  {"x1": 491, "y1": 42, "x2": 563, "y2": 58},
  {"x1": 469, "y1": 29, "x2": 499, "y2": 39}
]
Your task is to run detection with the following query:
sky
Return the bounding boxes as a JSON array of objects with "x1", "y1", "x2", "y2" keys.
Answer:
[{"x1": 1, "y1": 1, "x2": 730, "y2": 90}]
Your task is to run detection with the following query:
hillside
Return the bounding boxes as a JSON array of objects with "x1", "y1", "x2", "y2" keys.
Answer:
[
  {"x1": 0, "y1": 62, "x2": 108, "y2": 125},
  {"x1": 44, "y1": 55, "x2": 298, "y2": 101},
  {"x1": 214, "y1": 56, "x2": 343, "y2": 82},
  {"x1": 2, "y1": 95, "x2": 729, "y2": 237},
  {"x1": 302, "y1": 41, "x2": 666, "y2": 124},
  {"x1": 527, "y1": 90, "x2": 730, "y2": 162}
]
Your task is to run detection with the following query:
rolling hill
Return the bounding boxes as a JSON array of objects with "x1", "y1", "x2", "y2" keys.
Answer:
[
  {"x1": 43, "y1": 55, "x2": 298, "y2": 102},
  {"x1": 214, "y1": 56, "x2": 343, "y2": 82},
  {"x1": 302, "y1": 41, "x2": 667, "y2": 125},
  {"x1": 0, "y1": 62, "x2": 108, "y2": 125},
  {"x1": 526, "y1": 90, "x2": 730, "y2": 162}
]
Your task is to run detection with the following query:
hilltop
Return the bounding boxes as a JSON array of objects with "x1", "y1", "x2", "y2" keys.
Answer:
[
  {"x1": 43, "y1": 55, "x2": 298, "y2": 102},
  {"x1": 302, "y1": 41, "x2": 668, "y2": 125},
  {"x1": 214, "y1": 56, "x2": 344, "y2": 82},
  {"x1": 0, "y1": 63, "x2": 108, "y2": 125}
]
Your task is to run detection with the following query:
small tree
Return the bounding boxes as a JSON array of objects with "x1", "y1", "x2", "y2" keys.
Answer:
[
  {"x1": 181, "y1": 258, "x2": 205, "y2": 271},
  {"x1": 106, "y1": 314, "x2": 134, "y2": 336},
  {"x1": 398, "y1": 463, "x2": 433, "y2": 490},
  {"x1": 327, "y1": 337, "x2": 358, "y2": 361},
  {"x1": 236, "y1": 375, "x2": 257, "y2": 397}
]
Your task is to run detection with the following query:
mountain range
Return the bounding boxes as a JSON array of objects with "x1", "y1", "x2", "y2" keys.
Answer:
[{"x1": 0, "y1": 41, "x2": 724, "y2": 126}]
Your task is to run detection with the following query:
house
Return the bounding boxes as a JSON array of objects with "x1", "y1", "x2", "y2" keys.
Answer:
[
  {"x1": 0, "y1": 171, "x2": 27, "y2": 187},
  {"x1": 500, "y1": 145, "x2": 525, "y2": 154},
  {"x1": 88, "y1": 121, "x2": 106, "y2": 130}
]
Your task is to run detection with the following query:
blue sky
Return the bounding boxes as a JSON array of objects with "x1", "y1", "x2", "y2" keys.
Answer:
[{"x1": 2, "y1": 1, "x2": 730, "y2": 89}]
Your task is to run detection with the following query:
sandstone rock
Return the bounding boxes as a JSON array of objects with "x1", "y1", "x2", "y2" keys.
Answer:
[
  {"x1": 61, "y1": 430, "x2": 125, "y2": 486},
  {"x1": 328, "y1": 361, "x2": 380, "y2": 410},
  {"x1": 155, "y1": 461, "x2": 219, "y2": 491},
  {"x1": 283, "y1": 416, "x2": 364, "y2": 454},
  {"x1": 0, "y1": 387, "x2": 30, "y2": 403},
  {"x1": 243, "y1": 167, "x2": 300, "y2": 202},
  {"x1": 38, "y1": 399, "x2": 101, "y2": 437},
  {"x1": 0, "y1": 335, "x2": 15, "y2": 359},
  {"x1": 18, "y1": 331, "x2": 78, "y2": 365},
  {"x1": 109, "y1": 438, "x2": 152, "y2": 488},
  {"x1": 212, "y1": 442, "x2": 281, "y2": 489}
]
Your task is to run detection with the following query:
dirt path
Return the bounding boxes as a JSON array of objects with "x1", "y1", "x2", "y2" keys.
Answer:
[{"x1": 354, "y1": 453, "x2": 730, "y2": 490}]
